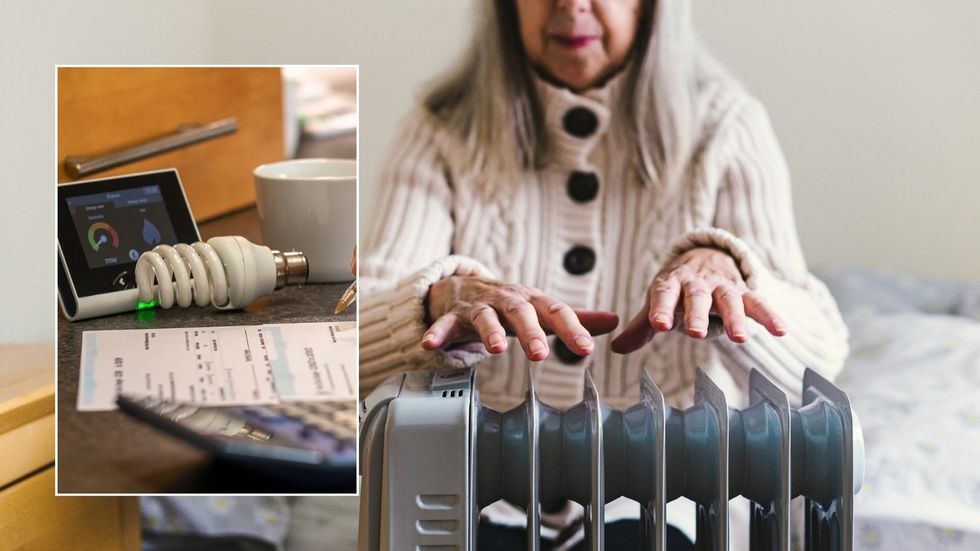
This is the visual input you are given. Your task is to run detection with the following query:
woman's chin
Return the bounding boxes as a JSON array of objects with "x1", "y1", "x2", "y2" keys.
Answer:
[{"x1": 545, "y1": 66, "x2": 604, "y2": 91}]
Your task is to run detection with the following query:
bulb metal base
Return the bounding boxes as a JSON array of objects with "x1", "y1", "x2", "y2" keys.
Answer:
[{"x1": 273, "y1": 251, "x2": 309, "y2": 288}]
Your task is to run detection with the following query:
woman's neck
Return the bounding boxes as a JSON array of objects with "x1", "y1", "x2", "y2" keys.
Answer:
[{"x1": 530, "y1": 61, "x2": 631, "y2": 95}]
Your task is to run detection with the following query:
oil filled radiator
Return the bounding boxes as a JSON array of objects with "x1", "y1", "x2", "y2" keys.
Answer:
[{"x1": 358, "y1": 366, "x2": 864, "y2": 550}]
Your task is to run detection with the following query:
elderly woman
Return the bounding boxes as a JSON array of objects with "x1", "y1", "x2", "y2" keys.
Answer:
[{"x1": 360, "y1": 0, "x2": 848, "y2": 548}]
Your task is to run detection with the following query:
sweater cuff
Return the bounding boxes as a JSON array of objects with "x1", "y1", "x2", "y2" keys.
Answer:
[
  {"x1": 665, "y1": 227, "x2": 773, "y2": 291},
  {"x1": 360, "y1": 255, "x2": 496, "y2": 378}
]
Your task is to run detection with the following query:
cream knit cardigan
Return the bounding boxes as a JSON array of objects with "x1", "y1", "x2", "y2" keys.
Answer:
[{"x1": 361, "y1": 71, "x2": 848, "y2": 414}]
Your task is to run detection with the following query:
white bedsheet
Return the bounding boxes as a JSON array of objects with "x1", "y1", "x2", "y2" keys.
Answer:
[{"x1": 836, "y1": 309, "x2": 980, "y2": 550}]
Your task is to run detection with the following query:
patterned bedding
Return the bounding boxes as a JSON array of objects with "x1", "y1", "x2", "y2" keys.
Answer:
[{"x1": 818, "y1": 269, "x2": 980, "y2": 550}]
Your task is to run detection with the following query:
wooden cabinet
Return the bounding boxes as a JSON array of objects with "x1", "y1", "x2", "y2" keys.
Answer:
[
  {"x1": 58, "y1": 67, "x2": 285, "y2": 221},
  {"x1": 0, "y1": 345, "x2": 140, "y2": 550}
]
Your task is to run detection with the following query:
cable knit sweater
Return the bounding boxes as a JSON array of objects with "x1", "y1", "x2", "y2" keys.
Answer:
[{"x1": 361, "y1": 71, "x2": 848, "y2": 411}]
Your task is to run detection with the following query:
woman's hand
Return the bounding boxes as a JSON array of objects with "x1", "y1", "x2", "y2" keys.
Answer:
[
  {"x1": 423, "y1": 276, "x2": 620, "y2": 361},
  {"x1": 611, "y1": 248, "x2": 786, "y2": 353}
]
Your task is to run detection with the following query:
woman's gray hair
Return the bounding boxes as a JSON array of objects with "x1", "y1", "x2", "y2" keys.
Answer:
[{"x1": 424, "y1": 0, "x2": 716, "y2": 194}]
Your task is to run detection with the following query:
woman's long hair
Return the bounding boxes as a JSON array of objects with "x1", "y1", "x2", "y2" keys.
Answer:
[{"x1": 424, "y1": 0, "x2": 716, "y2": 195}]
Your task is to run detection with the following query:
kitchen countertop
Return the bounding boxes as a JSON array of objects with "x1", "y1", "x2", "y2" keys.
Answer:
[{"x1": 56, "y1": 207, "x2": 356, "y2": 493}]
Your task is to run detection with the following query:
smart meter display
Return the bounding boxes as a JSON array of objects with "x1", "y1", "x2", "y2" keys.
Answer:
[{"x1": 66, "y1": 185, "x2": 179, "y2": 270}]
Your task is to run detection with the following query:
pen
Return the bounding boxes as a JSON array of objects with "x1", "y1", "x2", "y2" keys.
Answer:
[{"x1": 334, "y1": 281, "x2": 357, "y2": 314}]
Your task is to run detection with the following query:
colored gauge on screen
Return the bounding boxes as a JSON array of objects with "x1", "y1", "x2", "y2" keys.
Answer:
[{"x1": 88, "y1": 221, "x2": 120, "y2": 251}]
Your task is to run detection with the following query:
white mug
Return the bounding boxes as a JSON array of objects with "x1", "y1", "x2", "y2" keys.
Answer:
[{"x1": 253, "y1": 158, "x2": 356, "y2": 283}]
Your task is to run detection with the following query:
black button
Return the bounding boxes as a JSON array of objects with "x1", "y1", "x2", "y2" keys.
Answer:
[
  {"x1": 562, "y1": 107, "x2": 598, "y2": 137},
  {"x1": 563, "y1": 246, "x2": 596, "y2": 275},
  {"x1": 553, "y1": 337, "x2": 585, "y2": 364},
  {"x1": 567, "y1": 171, "x2": 599, "y2": 203}
]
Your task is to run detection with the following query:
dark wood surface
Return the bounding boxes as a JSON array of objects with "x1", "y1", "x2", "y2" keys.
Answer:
[{"x1": 56, "y1": 207, "x2": 356, "y2": 493}]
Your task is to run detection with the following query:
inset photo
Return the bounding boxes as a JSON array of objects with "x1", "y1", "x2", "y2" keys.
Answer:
[{"x1": 56, "y1": 66, "x2": 358, "y2": 494}]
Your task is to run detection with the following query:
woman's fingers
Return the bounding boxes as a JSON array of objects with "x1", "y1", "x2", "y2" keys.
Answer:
[
  {"x1": 421, "y1": 276, "x2": 625, "y2": 360},
  {"x1": 682, "y1": 281, "x2": 713, "y2": 338},
  {"x1": 611, "y1": 245, "x2": 792, "y2": 353},
  {"x1": 713, "y1": 285, "x2": 748, "y2": 343},
  {"x1": 469, "y1": 304, "x2": 509, "y2": 354},
  {"x1": 743, "y1": 292, "x2": 786, "y2": 336},
  {"x1": 423, "y1": 312, "x2": 461, "y2": 350},
  {"x1": 573, "y1": 309, "x2": 620, "y2": 336},
  {"x1": 609, "y1": 293, "x2": 654, "y2": 354},
  {"x1": 648, "y1": 276, "x2": 681, "y2": 331},
  {"x1": 498, "y1": 300, "x2": 550, "y2": 361},
  {"x1": 530, "y1": 296, "x2": 594, "y2": 356},
  {"x1": 610, "y1": 308, "x2": 657, "y2": 354}
]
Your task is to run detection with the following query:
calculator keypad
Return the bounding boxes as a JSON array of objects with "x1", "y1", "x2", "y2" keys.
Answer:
[{"x1": 234, "y1": 401, "x2": 357, "y2": 465}]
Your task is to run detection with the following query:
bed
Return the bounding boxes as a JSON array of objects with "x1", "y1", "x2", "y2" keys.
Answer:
[{"x1": 817, "y1": 268, "x2": 980, "y2": 550}]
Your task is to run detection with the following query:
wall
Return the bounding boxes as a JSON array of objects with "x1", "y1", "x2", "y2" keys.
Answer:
[
  {"x1": 692, "y1": 1, "x2": 980, "y2": 280},
  {"x1": 0, "y1": 1, "x2": 214, "y2": 342}
]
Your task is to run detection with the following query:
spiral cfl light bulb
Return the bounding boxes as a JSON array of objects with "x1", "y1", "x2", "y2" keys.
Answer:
[{"x1": 135, "y1": 236, "x2": 308, "y2": 310}]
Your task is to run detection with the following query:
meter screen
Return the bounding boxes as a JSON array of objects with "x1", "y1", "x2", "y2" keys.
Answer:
[{"x1": 66, "y1": 184, "x2": 179, "y2": 270}]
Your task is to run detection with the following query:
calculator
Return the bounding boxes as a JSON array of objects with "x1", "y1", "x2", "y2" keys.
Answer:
[{"x1": 117, "y1": 394, "x2": 357, "y2": 492}]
